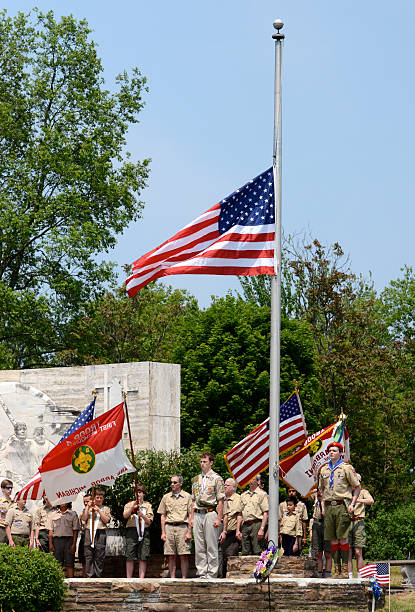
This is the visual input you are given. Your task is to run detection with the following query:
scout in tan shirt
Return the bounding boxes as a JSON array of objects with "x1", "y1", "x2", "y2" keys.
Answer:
[
  {"x1": 279, "y1": 487, "x2": 308, "y2": 546},
  {"x1": 49, "y1": 503, "x2": 79, "y2": 577},
  {"x1": 81, "y1": 488, "x2": 111, "y2": 578},
  {"x1": 0, "y1": 479, "x2": 14, "y2": 544},
  {"x1": 5, "y1": 499, "x2": 33, "y2": 548},
  {"x1": 158, "y1": 474, "x2": 193, "y2": 579},
  {"x1": 347, "y1": 476, "x2": 374, "y2": 578},
  {"x1": 218, "y1": 478, "x2": 242, "y2": 577},
  {"x1": 192, "y1": 452, "x2": 225, "y2": 579},
  {"x1": 124, "y1": 484, "x2": 154, "y2": 578},
  {"x1": 318, "y1": 442, "x2": 360, "y2": 579},
  {"x1": 240, "y1": 478, "x2": 268, "y2": 556},
  {"x1": 34, "y1": 497, "x2": 54, "y2": 552},
  {"x1": 279, "y1": 498, "x2": 302, "y2": 556}
]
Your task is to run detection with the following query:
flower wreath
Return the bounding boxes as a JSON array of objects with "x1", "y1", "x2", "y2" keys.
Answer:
[{"x1": 253, "y1": 543, "x2": 280, "y2": 583}]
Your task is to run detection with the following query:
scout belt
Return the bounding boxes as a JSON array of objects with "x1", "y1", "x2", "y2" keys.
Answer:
[{"x1": 324, "y1": 500, "x2": 344, "y2": 506}]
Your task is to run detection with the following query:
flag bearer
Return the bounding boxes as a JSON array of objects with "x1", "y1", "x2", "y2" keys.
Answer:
[{"x1": 81, "y1": 488, "x2": 111, "y2": 577}]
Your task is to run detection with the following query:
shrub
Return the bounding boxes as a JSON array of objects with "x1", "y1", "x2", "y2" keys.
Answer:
[
  {"x1": 365, "y1": 501, "x2": 415, "y2": 560},
  {"x1": 0, "y1": 545, "x2": 66, "y2": 612}
]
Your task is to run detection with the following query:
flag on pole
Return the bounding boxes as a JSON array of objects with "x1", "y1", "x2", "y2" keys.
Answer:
[
  {"x1": 359, "y1": 563, "x2": 390, "y2": 585},
  {"x1": 126, "y1": 167, "x2": 275, "y2": 297},
  {"x1": 39, "y1": 402, "x2": 135, "y2": 503},
  {"x1": 279, "y1": 420, "x2": 350, "y2": 496},
  {"x1": 14, "y1": 396, "x2": 96, "y2": 501},
  {"x1": 224, "y1": 391, "x2": 307, "y2": 488}
]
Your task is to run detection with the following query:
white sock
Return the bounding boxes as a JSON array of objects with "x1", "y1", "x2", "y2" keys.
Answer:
[{"x1": 349, "y1": 572, "x2": 353, "y2": 579}]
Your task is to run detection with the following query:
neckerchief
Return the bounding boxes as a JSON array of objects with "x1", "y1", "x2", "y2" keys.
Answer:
[{"x1": 328, "y1": 458, "x2": 343, "y2": 488}]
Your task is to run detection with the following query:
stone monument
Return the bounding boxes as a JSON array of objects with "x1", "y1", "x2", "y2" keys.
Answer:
[{"x1": 0, "y1": 361, "x2": 180, "y2": 492}]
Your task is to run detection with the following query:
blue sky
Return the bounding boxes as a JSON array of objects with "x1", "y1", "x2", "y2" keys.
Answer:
[{"x1": 4, "y1": 1, "x2": 414, "y2": 306}]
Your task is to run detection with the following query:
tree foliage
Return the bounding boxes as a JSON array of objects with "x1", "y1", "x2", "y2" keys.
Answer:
[{"x1": 0, "y1": 9, "x2": 149, "y2": 368}]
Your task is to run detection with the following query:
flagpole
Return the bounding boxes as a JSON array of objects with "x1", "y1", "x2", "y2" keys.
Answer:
[
  {"x1": 123, "y1": 391, "x2": 142, "y2": 537},
  {"x1": 268, "y1": 18, "x2": 284, "y2": 546}
]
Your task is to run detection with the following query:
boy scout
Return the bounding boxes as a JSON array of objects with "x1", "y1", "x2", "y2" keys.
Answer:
[
  {"x1": 279, "y1": 497, "x2": 302, "y2": 556},
  {"x1": 34, "y1": 496, "x2": 54, "y2": 552},
  {"x1": 123, "y1": 484, "x2": 154, "y2": 578},
  {"x1": 278, "y1": 487, "x2": 308, "y2": 548},
  {"x1": 318, "y1": 442, "x2": 360, "y2": 579},
  {"x1": 5, "y1": 498, "x2": 33, "y2": 547},
  {"x1": 218, "y1": 478, "x2": 242, "y2": 577},
  {"x1": 0, "y1": 479, "x2": 14, "y2": 544},
  {"x1": 192, "y1": 452, "x2": 224, "y2": 579},
  {"x1": 49, "y1": 503, "x2": 79, "y2": 577},
  {"x1": 240, "y1": 477, "x2": 268, "y2": 555},
  {"x1": 347, "y1": 475, "x2": 374, "y2": 578},
  {"x1": 81, "y1": 488, "x2": 111, "y2": 578},
  {"x1": 158, "y1": 474, "x2": 193, "y2": 579}
]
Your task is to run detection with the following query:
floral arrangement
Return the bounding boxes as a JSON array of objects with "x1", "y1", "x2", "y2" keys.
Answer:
[{"x1": 253, "y1": 543, "x2": 279, "y2": 583}]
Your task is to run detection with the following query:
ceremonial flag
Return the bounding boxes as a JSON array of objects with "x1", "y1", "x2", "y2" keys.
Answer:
[
  {"x1": 359, "y1": 563, "x2": 390, "y2": 585},
  {"x1": 39, "y1": 402, "x2": 135, "y2": 503},
  {"x1": 224, "y1": 391, "x2": 307, "y2": 488},
  {"x1": 126, "y1": 167, "x2": 275, "y2": 297},
  {"x1": 279, "y1": 420, "x2": 350, "y2": 496},
  {"x1": 14, "y1": 397, "x2": 96, "y2": 501}
]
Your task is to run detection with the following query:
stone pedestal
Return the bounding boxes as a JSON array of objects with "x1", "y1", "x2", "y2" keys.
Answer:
[{"x1": 226, "y1": 554, "x2": 318, "y2": 578}]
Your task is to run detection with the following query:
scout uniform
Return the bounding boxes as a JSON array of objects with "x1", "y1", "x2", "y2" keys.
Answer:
[
  {"x1": 50, "y1": 508, "x2": 79, "y2": 568},
  {"x1": 192, "y1": 469, "x2": 224, "y2": 579},
  {"x1": 318, "y1": 461, "x2": 360, "y2": 540},
  {"x1": 278, "y1": 499, "x2": 308, "y2": 522},
  {"x1": 157, "y1": 491, "x2": 192, "y2": 556},
  {"x1": 220, "y1": 492, "x2": 242, "y2": 577},
  {"x1": 83, "y1": 503, "x2": 111, "y2": 577},
  {"x1": 0, "y1": 495, "x2": 14, "y2": 544},
  {"x1": 280, "y1": 508, "x2": 302, "y2": 556},
  {"x1": 4, "y1": 505, "x2": 33, "y2": 547},
  {"x1": 124, "y1": 500, "x2": 154, "y2": 564},
  {"x1": 348, "y1": 488, "x2": 374, "y2": 550},
  {"x1": 34, "y1": 503, "x2": 54, "y2": 552},
  {"x1": 311, "y1": 495, "x2": 331, "y2": 555},
  {"x1": 240, "y1": 488, "x2": 269, "y2": 555}
]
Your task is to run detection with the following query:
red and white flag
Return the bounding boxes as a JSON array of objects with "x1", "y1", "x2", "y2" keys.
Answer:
[
  {"x1": 279, "y1": 421, "x2": 350, "y2": 496},
  {"x1": 126, "y1": 168, "x2": 275, "y2": 297},
  {"x1": 39, "y1": 402, "x2": 135, "y2": 503},
  {"x1": 224, "y1": 391, "x2": 307, "y2": 488}
]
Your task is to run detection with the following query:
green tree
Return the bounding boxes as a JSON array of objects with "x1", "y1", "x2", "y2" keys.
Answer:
[
  {"x1": 0, "y1": 9, "x2": 149, "y2": 368},
  {"x1": 59, "y1": 283, "x2": 197, "y2": 365},
  {"x1": 173, "y1": 294, "x2": 319, "y2": 452},
  {"x1": 380, "y1": 265, "x2": 415, "y2": 342}
]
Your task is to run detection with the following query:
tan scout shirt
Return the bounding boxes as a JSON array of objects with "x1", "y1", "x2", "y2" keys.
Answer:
[
  {"x1": 223, "y1": 493, "x2": 242, "y2": 532},
  {"x1": 0, "y1": 496, "x2": 14, "y2": 528},
  {"x1": 157, "y1": 491, "x2": 192, "y2": 524},
  {"x1": 124, "y1": 500, "x2": 154, "y2": 528},
  {"x1": 5, "y1": 507, "x2": 33, "y2": 536},
  {"x1": 50, "y1": 509, "x2": 79, "y2": 537},
  {"x1": 280, "y1": 511, "x2": 303, "y2": 537},
  {"x1": 192, "y1": 469, "x2": 225, "y2": 510},
  {"x1": 319, "y1": 462, "x2": 360, "y2": 502},
  {"x1": 353, "y1": 488, "x2": 374, "y2": 519},
  {"x1": 34, "y1": 505, "x2": 54, "y2": 530},
  {"x1": 312, "y1": 498, "x2": 324, "y2": 520},
  {"x1": 240, "y1": 489, "x2": 269, "y2": 521},
  {"x1": 278, "y1": 499, "x2": 308, "y2": 521},
  {"x1": 84, "y1": 504, "x2": 111, "y2": 531}
]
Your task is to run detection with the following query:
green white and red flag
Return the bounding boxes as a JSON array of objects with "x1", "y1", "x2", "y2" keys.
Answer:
[{"x1": 39, "y1": 402, "x2": 135, "y2": 503}]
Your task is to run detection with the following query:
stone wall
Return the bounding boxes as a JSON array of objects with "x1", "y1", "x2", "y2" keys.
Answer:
[{"x1": 63, "y1": 577, "x2": 368, "y2": 611}]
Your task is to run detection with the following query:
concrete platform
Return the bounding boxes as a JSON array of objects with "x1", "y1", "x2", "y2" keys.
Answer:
[{"x1": 63, "y1": 576, "x2": 368, "y2": 611}]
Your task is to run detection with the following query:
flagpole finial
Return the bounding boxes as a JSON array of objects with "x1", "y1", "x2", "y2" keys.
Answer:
[
  {"x1": 293, "y1": 379, "x2": 299, "y2": 392},
  {"x1": 273, "y1": 19, "x2": 284, "y2": 31}
]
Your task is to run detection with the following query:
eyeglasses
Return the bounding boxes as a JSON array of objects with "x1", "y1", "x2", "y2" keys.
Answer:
[
  {"x1": 170, "y1": 481, "x2": 179, "y2": 484},
  {"x1": 2, "y1": 486, "x2": 12, "y2": 490}
]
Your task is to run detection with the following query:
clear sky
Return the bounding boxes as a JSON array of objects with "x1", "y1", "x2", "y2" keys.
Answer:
[{"x1": 4, "y1": 1, "x2": 414, "y2": 306}]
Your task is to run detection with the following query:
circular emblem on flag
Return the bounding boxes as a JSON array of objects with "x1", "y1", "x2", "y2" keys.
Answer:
[
  {"x1": 72, "y1": 445, "x2": 95, "y2": 474},
  {"x1": 308, "y1": 439, "x2": 323, "y2": 456}
]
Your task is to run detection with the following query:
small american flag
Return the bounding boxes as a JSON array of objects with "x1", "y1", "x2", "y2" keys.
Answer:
[
  {"x1": 14, "y1": 397, "x2": 96, "y2": 501},
  {"x1": 224, "y1": 391, "x2": 307, "y2": 488},
  {"x1": 359, "y1": 562, "x2": 390, "y2": 585},
  {"x1": 126, "y1": 168, "x2": 275, "y2": 297}
]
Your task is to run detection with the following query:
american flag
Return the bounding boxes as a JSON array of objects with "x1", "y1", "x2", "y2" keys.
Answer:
[
  {"x1": 359, "y1": 562, "x2": 390, "y2": 585},
  {"x1": 224, "y1": 391, "x2": 307, "y2": 488},
  {"x1": 14, "y1": 397, "x2": 96, "y2": 501},
  {"x1": 126, "y1": 168, "x2": 275, "y2": 297}
]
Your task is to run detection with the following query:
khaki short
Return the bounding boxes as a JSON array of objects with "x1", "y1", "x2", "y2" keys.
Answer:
[
  {"x1": 311, "y1": 520, "x2": 331, "y2": 553},
  {"x1": 348, "y1": 520, "x2": 366, "y2": 548},
  {"x1": 323, "y1": 503, "x2": 351, "y2": 541},
  {"x1": 125, "y1": 526, "x2": 151, "y2": 561},
  {"x1": 164, "y1": 523, "x2": 191, "y2": 556}
]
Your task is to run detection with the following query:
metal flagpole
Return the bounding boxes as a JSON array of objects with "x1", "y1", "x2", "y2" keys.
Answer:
[{"x1": 267, "y1": 18, "x2": 284, "y2": 546}]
